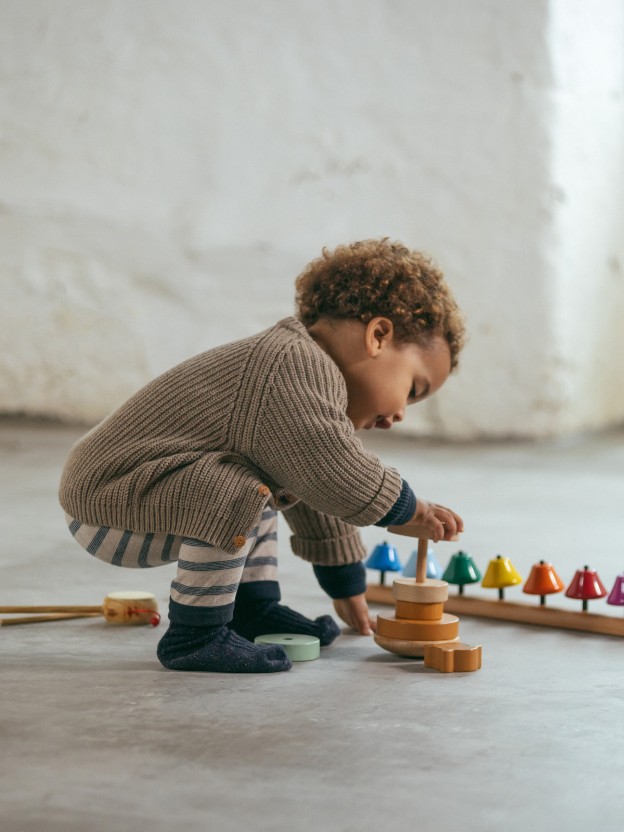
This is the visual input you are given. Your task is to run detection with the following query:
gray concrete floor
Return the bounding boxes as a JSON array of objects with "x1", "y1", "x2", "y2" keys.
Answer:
[{"x1": 1, "y1": 418, "x2": 623, "y2": 832}]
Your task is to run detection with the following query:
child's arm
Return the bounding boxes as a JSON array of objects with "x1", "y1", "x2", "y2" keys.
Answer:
[
  {"x1": 326, "y1": 499, "x2": 464, "y2": 635},
  {"x1": 326, "y1": 498, "x2": 464, "y2": 635},
  {"x1": 249, "y1": 341, "x2": 403, "y2": 528},
  {"x1": 285, "y1": 497, "x2": 463, "y2": 636}
]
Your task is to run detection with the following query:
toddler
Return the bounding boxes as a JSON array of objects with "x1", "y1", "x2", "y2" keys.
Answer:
[{"x1": 59, "y1": 239, "x2": 465, "y2": 673}]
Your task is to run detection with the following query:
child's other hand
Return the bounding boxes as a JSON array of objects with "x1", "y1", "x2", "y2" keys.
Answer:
[
  {"x1": 389, "y1": 499, "x2": 464, "y2": 543},
  {"x1": 333, "y1": 594, "x2": 376, "y2": 636}
]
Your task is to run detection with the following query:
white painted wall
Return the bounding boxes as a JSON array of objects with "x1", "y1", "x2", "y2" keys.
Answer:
[
  {"x1": 1, "y1": 0, "x2": 623, "y2": 437},
  {"x1": 547, "y1": 0, "x2": 624, "y2": 433}
]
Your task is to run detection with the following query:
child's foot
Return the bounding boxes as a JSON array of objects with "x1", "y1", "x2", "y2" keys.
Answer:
[
  {"x1": 156, "y1": 623, "x2": 292, "y2": 673},
  {"x1": 231, "y1": 600, "x2": 341, "y2": 646}
]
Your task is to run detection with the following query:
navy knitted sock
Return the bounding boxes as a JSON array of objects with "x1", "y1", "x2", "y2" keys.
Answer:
[
  {"x1": 232, "y1": 600, "x2": 341, "y2": 646},
  {"x1": 156, "y1": 623, "x2": 292, "y2": 673}
]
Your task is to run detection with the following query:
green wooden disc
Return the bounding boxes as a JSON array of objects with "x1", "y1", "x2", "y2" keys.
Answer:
[{"x1": 254, "y1": 633, "x2": 320, "y2": 661}]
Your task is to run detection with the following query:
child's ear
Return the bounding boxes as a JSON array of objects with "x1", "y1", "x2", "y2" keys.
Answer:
[{"x1": 365, "y1": 317, "x2": 395, "y2": 357}]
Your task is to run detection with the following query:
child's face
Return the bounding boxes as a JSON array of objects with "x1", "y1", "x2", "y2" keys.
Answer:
[{"x1": 341, "y1": 320, "x2": 452, "y2": 432}]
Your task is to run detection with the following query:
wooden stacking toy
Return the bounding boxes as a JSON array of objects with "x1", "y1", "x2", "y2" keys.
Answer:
[
  {"x1": 0, "y1": 591, "x2": 161, "y2": 627},
  {"x1": 373, "y1": 538, "x2": 482, "y2": 672},
  {"x1": 367, "y1": 546, "x2": 624, "y2": 638}
]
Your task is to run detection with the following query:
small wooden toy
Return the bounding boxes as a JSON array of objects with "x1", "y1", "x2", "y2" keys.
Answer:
[
  {"x1": 481, "y1": 554, "x2": 522, "y2": 600},
  {"x1": 523, "y1": 560, "x2": 565, "y2": 606},
  {"x1": 373, "y1": 538, "x2": 482, "y2": 668},
  {"x1": 424, "y1": 642, "x2": 482, "y2": 673},
  {"x1": 442, "y1": 551, "x2": 481, "y2": 595},
  {"x1": 365, "y1": 541, "x2": 402, "y2": 585},
  {"x1": 0, "y1": 591, "x2": 161, "y2": 627},
  {"x1": 565, "y1": 565, "x2": 607, "y2": 611},
  {"x1": 607, "y1": 574, "x2": 624, "y2": 609},
  {"x1": 254, "y1": 634, "x2": 320, "y2": 662}
]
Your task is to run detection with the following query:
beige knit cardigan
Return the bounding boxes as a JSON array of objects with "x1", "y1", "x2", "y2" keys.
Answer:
[{"x1": 59, "y1": 317, "x2": 402, "y2": 565}]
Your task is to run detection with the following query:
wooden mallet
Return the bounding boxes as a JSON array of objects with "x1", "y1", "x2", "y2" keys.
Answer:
[{"x1": 0, "y1": 591, "x2": 161, "y2": 627}]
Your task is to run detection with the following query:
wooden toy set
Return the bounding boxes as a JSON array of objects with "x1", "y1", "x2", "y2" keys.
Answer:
[
  {"x1": 372, "y1": 538, "x2": 482, "y2": 672},
  {"x1": 366, "y1": 541, "x2": 624, "y2": 638},
  {"x1": 0, "y1": 591, "x2": 161, "y2": 627}
]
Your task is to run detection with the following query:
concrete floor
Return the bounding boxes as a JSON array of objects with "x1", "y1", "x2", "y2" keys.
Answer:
[{"x1": 1, "y1": 418, "x2": 623, "y2": 832}]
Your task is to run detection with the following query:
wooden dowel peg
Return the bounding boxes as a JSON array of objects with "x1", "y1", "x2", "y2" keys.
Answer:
[{"x1": 416, "y1": 538, "x2": 429, "y2": 584}]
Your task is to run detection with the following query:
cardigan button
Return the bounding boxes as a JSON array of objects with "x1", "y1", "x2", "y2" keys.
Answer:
[
  {"x1": 233, "y1": 535, "x2": 247, "y2": 548},
  {"x1": 258, "y1": 485, "x2": 271, "y2": 497}
]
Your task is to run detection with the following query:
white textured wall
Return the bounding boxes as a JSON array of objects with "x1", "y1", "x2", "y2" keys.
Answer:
[
  {"x1": 548, "y1": 0, "x2": 624, "y2": 433},
  {"x1": 1, "y1": 0, "x2": 623, "y2": 437}
]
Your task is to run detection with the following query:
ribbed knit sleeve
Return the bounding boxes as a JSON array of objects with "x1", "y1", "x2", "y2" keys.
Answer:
[
  {"x1": 238, "y1": 326, "x2": 403, "y2": 529},
  {"x1": 313, "y1": 562, "x2": 367, "y2": 598},
  {"x1": 374, "y1": 479, "x2": 416, "y2": 527},
  {"x1": 282, "y1": 502, "x2": 367, "y2": 565}
]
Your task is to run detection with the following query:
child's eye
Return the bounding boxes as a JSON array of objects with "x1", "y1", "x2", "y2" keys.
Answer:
[{"x1": 409, "y1": 386, "x2": 417, "y2": 400}]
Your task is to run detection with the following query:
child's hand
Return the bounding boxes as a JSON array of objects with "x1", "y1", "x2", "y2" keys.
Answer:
[
  {"x1": 389, "y1": 499, "x2": 464, "y2": 543},
  {"x1": 332, "y1": 594, "x2": 376, "y2": 636}
]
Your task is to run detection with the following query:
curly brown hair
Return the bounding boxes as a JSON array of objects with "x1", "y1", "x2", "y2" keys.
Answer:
[{"x1": 295, "y1": 239, "x2": 466, "y2": 369}]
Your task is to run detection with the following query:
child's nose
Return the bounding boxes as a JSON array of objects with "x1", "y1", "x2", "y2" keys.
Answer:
[{"x1": 393, "y1": 409, "x2": 405, "y2": 423}]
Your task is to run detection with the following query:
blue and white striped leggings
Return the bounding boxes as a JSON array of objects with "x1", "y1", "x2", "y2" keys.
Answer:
[{"x1": 65, "y1": 507, "x2": 278, "y2": 624}]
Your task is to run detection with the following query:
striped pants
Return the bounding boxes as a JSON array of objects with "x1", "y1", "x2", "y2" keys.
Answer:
[{"x1": 65, "y1": 507, "x2": 279, "y2": 626}]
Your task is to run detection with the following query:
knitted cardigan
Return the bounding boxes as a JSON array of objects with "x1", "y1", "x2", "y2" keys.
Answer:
[{"x1": 59, "y1": 317, "x2": 403, "y2": 566}]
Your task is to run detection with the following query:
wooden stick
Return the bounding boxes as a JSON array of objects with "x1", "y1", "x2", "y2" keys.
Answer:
[
  {"x1": 0, "y1": 613, "x2": 101, "y2": 626},
  {"x1": 365, "y1": 584, "x2": 624, "y2": 637},
  {"x1": 0, "y1": 605, "x2": 103, "y2": 615},
  {"x1": 416, "y1": 538, "x2": 428, "y2": 583}
]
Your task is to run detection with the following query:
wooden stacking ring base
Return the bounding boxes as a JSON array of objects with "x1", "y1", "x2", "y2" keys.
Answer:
[
  {"x1": 377, "y1": 612, "x2": 459, "y2": 641},
  {"x1": 374, "y1": 633, "x2": 459, "y2": 658}
]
